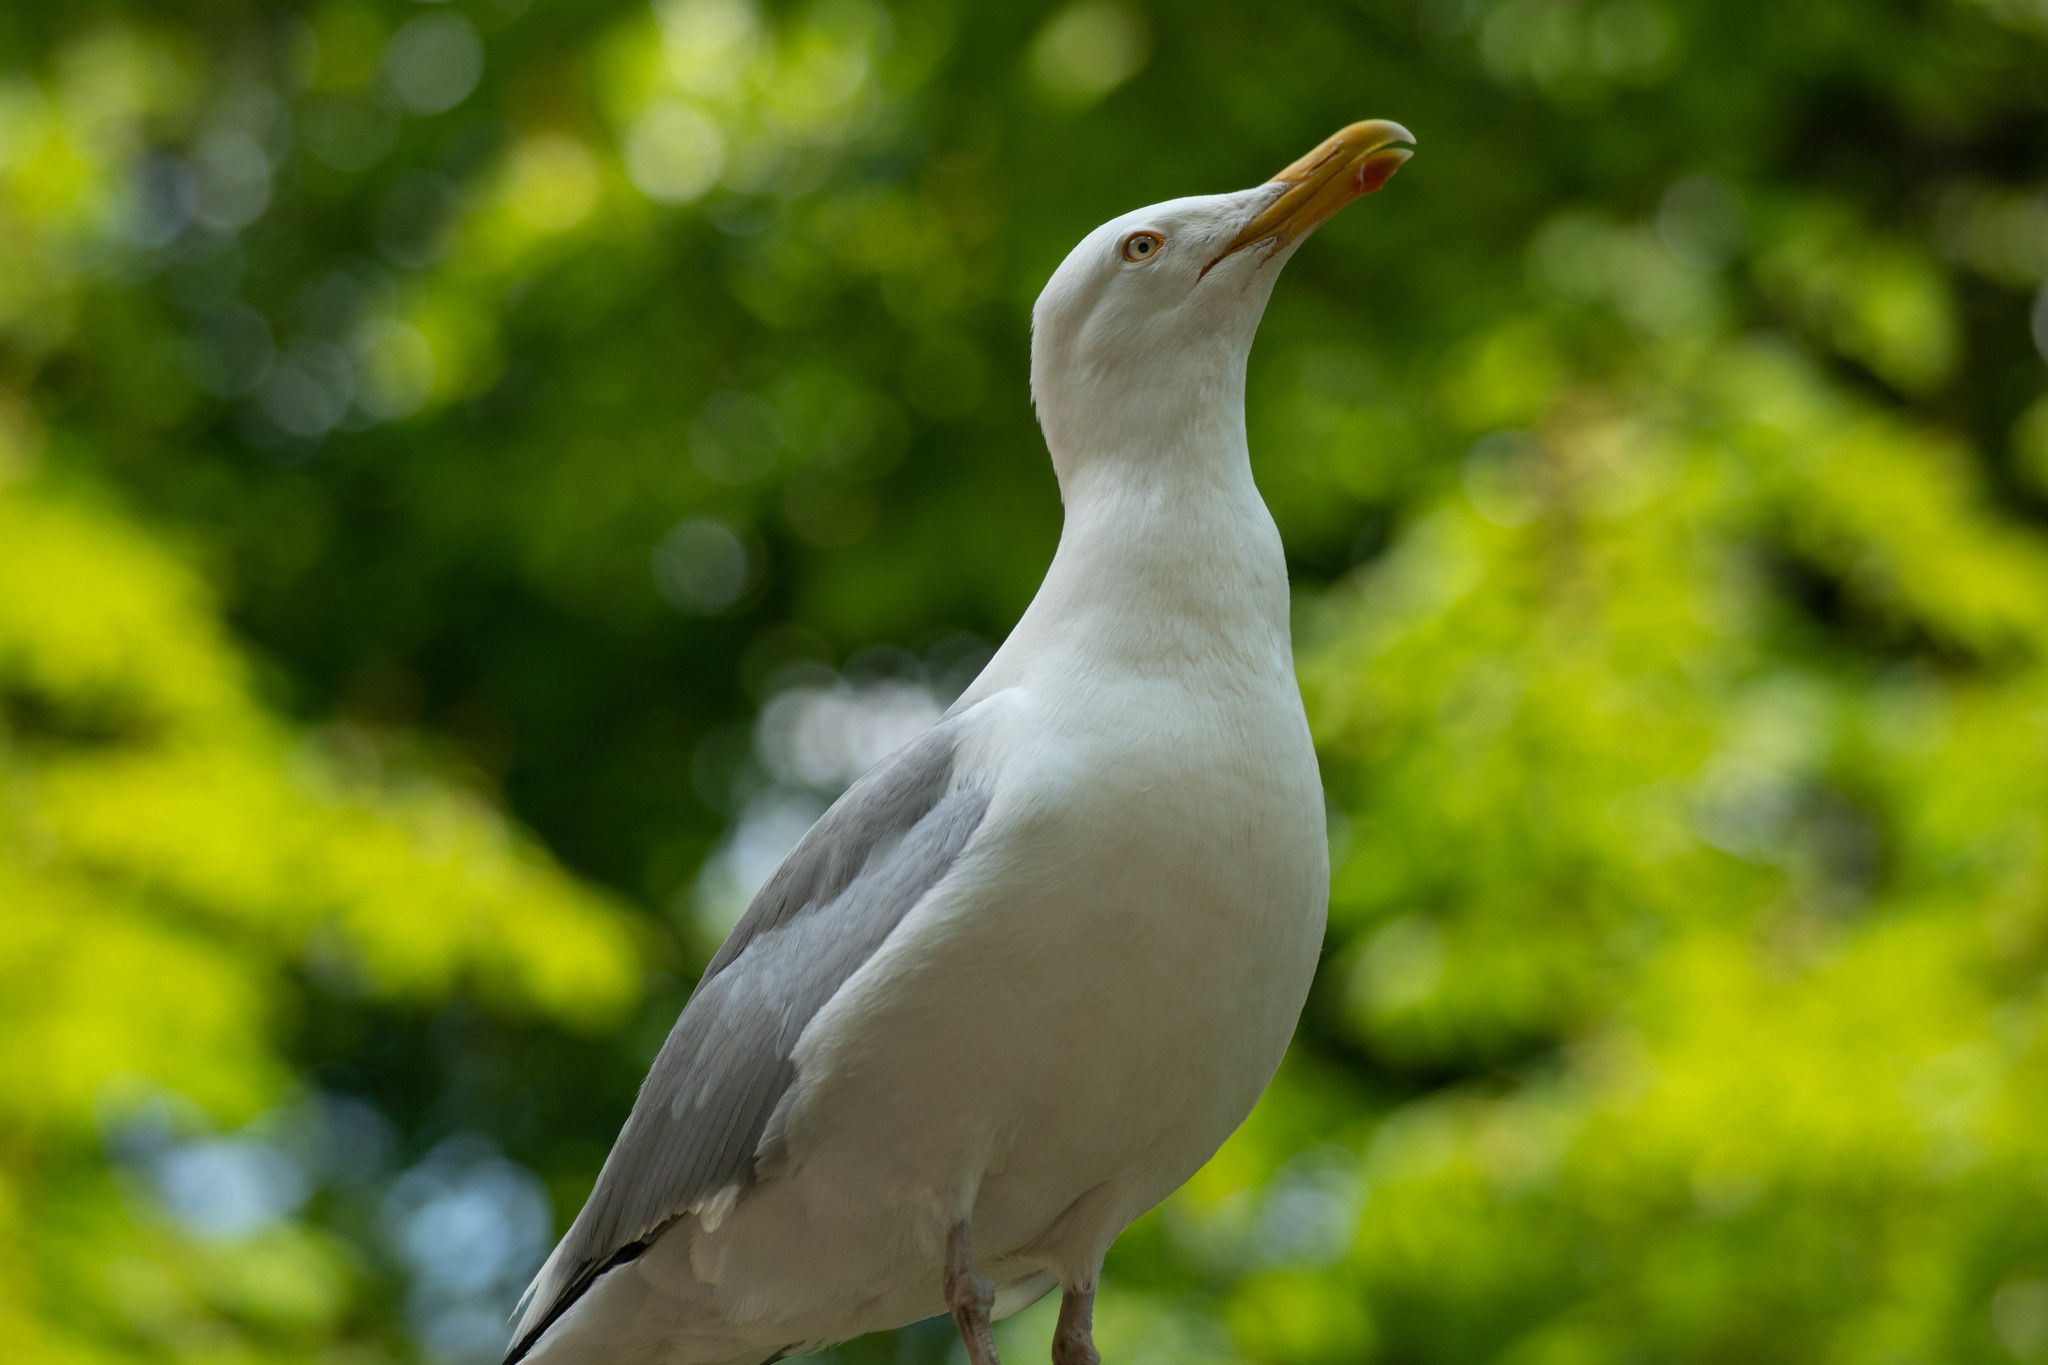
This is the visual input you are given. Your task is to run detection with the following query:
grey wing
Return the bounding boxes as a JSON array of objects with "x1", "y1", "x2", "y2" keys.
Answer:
[{"x1": 506, "y1": 716, "x2": 992, "y2": 1362}]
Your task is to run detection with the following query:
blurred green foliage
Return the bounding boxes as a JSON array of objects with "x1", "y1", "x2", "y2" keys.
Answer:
[{"x1": 2, "y1": 0, "x2": 2047, "y2": 1362}]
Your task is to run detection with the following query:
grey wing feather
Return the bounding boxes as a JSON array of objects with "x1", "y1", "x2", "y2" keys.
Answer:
[{"x1": 506, "y1": 717, "x2": 990, "y2": 1361}]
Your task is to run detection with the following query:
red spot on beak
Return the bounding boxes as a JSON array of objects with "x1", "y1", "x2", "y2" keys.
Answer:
[{"x1": 1354, "y1": 158, "x2": 1400, "y2": 195}]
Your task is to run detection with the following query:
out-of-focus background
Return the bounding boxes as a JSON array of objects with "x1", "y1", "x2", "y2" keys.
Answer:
[{"x1": 5, "y1": 0, "x2": 2048, "y2": 1360}]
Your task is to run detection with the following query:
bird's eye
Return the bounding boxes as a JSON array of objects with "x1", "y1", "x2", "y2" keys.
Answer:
[{"x1": 1121, "y1": 231, "x2": 1164, "y2": 263}]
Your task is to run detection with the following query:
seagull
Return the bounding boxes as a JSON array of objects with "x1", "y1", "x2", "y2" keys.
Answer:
[{"x1": 508, "y1": 119, "x2": 1416, "y2": 1365}]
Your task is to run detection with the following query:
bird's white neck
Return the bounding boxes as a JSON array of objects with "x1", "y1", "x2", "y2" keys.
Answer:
[{"x1": 967, "y1": 407, "x2": 1295, "y2": 703}]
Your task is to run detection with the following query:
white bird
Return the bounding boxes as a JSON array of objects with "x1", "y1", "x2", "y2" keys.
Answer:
[{"x1": 508, "y1": 120, "x2": 1416, "y2": 1365}]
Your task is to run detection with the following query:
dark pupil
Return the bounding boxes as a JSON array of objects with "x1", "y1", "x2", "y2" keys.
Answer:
[{"x1": 1134, "y1": 238, "x2": 1150, "y2": 254}]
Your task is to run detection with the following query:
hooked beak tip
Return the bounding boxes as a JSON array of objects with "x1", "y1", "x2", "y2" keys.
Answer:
[{"x1": 1221, "y1": 119, "x2": 1417, "y2": 261}]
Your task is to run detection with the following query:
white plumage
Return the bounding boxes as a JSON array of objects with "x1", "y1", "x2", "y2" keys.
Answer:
[{"x1": 510, "y1": 119, "x2": 1414, "y2": 1365}]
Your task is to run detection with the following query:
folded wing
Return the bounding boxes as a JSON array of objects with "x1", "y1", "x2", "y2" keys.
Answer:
[{"x1": 507, "y1": 716, "x2": 992, "y2": 1362}]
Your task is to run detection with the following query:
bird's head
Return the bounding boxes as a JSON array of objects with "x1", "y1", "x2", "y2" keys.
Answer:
[{"x1": 1030, "y1": 120, "x2": 1414, "y2": 480}]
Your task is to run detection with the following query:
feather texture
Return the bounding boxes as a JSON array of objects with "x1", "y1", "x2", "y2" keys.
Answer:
[{"x1": 508, "y1": 718, "x2": 989, "y2": 1361}]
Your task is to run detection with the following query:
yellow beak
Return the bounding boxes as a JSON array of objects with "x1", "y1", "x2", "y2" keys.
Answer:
[{"x1": 1222, "y1": 119, "x2": 1416, "y2": 259}]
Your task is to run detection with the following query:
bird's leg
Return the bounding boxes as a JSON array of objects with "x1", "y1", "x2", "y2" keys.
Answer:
[
  {"x1": 944, "y1": 1222, "x2": 1002, "y2": 1365},
  {"x1": 1051, "y1": 1284, "x2": 1099, "y2": 1365}
]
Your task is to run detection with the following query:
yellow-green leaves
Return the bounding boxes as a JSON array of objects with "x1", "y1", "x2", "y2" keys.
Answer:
[
  {"x1": 1284, "y1": 265, "x2": 2048, "y2": 1363},
  {"x1": 0, "y1": 478, "x2": 640, "y2": 1362},
  {"x1": 1756, "y1": 206, "x2": 1960, "y2": 394}
]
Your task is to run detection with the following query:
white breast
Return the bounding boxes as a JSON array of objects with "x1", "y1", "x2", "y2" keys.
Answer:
[{"x1": 643, "y1": 466, "x2": 1328, "y2": 1346}]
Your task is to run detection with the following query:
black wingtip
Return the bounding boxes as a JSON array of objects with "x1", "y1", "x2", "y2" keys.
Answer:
[{"x1": 502, "y1": 1238, "x2": 653, "y2": 1365}]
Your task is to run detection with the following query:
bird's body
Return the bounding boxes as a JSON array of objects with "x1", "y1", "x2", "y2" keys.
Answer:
[
  {"x1": 528, "y1": 473, "x2": 1324, "y2": 1364},
  {"x1": 512, "y1": 121, "x2": 1414, "y2": 1365}
]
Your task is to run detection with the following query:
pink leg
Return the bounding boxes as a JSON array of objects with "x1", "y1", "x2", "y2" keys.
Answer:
[
  {"x1": 1052, "y1": 1284, "x2": 1099, "y2": 1365},
  {"x1": 944, "y1": 1223, "x2": 1003, "y2": 1365}
]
